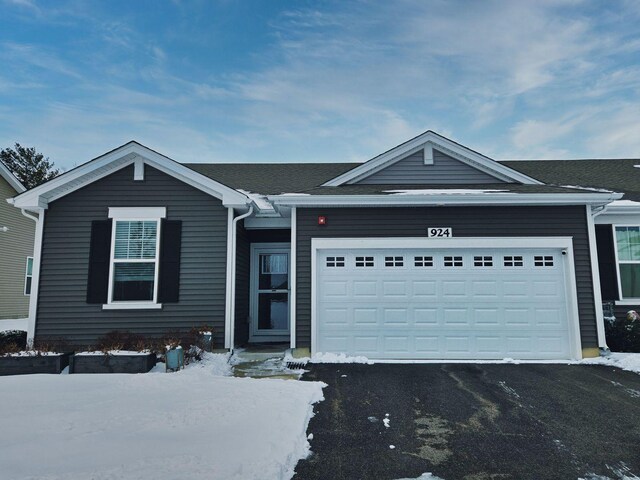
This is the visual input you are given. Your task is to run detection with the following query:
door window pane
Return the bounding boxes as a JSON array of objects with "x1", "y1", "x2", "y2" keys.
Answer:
[
  {"x1": 620, "y1": 264, "x2": 640, "y2": 298},
  {"x1": 258, "y1": 292, "x2": 288, "y2": 330},
  {"x1": 616, "y1": 226, "x2": 640, "y2": 261},
  {"x1": 259, "y1": 254, "x2": 288, "y2": 289}
]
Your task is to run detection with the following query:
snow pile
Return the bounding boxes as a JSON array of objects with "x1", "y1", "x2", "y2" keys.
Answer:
[
  {"x1": 75, "y1": 350, "x2": 153, "y2": 356},
  {"x1": 3, "y1": 351, "x2": 65, "y2": 357},
  {"x1": 394, "y1": 473, "x2": 446, "y2": 480},
  {"x1": 182, "y1": 351, "x2": 234, "y2": 376},
  {"x1": 285, "y1": 351, "x2": 374, "y2": 365},
  {"x1": 0, "y1": 360, "x2": 325, "y2": 480},
  {"x1": 582, "y1": 352, "x2": 640, "y2": 375}
]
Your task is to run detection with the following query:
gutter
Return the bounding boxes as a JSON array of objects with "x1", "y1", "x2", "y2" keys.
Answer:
[
  {"x1": 20, "y1": 208, "x2": 43, "y2": 345},
  {"x1": 224, "y1": 206, "x2": 253, "y2": 350},
  {"x1": 268, "y1": 192, "x2": 623, "y2": 208}
]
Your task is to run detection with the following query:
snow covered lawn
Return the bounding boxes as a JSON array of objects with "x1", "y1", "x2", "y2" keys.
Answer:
[{"x1": 0, "y1": 354, "x2": 325, "y2": 480}]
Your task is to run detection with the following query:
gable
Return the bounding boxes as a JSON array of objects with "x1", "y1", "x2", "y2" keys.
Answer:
[
  {"x1": 354, "y1": 148, "x2": 508, "y2": 185},
  {"x1": 10, "y1": 142, "x2": 249, "y2": 210},
  {"x1": 324, "y1": 131, "x2": 542, "y2": 186}
]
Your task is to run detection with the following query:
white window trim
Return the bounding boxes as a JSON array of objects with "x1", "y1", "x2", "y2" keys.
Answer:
[
  {"x1": 104, "y1": 207, "x2": 166, "y2": 310},
  {"x1": 24, "y1": 256, "x2": 33, "y2": 296},
  {"x1": 611, "y1": 224, "x2": 640, "y2": 305}
]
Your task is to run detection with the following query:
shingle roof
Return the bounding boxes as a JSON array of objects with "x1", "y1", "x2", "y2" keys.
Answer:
[
  {"x1": 183, "y1": 162, "x2": 359, "y2": 195},
  {"x1": 501, "y1": 159, "x2": 640, "y2": 200},
  {"x1": 183, "y1": 158, "x2": 636, "y2": 198}
]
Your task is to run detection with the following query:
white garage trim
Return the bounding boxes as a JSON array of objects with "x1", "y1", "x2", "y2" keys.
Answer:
[{"x1": 310, "y1": 237, "x2": 583, "y2": 360}]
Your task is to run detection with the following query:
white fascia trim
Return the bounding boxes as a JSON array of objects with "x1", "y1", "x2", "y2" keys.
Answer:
[
  {"x1": 0, "y1": 161, "x2": 26, "y2": 193},
  {"x1": 322, "y1": 131, "x2": 543, "y2": 186},
  {"x1": 310, "y1": 236, "x2": 583, "y2": 360},
  {"x1": 269, "y1": 193, "x2": 621, "y2": 207},
  {"x1": 102, "y1": 303, "x2": 163, "y2": 310},
  {"x1": 290, "y1": 207, "x2": 297, "y2": 349},
  {"x1": 586, "y1": 205, "x2": 608, "y2": 349},
  {"x1": 11, "y1": 142, "x2": 250, "y2": 209},
  {"x1": 108, "y1": 207, "x2": 166, "y2": 219}
]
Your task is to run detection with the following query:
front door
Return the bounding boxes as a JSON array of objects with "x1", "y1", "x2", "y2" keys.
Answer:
[{"x1": 250, "y1": 244, "x2": 291, "y2": 342}]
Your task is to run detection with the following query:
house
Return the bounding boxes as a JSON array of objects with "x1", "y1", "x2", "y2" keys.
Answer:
[
  {"x1": 0, "y1": 161, "x2": 35, "y2": 328},
  {"x1": 9, "y1": 131, "x2": 636, "y2": 360}
]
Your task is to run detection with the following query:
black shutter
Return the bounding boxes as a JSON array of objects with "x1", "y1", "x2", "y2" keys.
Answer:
[
  {"x1": 159, "y1": 219, "x2": 182, "y2": 303},
  {"x1": 86, "y1": 219, "x2": 113, "y2": 303},
  {"x1": 595, "y1": 224, "x2": 620, "y2": 301}
]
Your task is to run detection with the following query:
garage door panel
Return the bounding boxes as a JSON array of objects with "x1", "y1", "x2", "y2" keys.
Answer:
[
  {"x1": 353, "y1": 281, "x2": 377, "y2": 297},
  {"x1": 317, "y1": 246, "x2": 573, "y2": 360}
]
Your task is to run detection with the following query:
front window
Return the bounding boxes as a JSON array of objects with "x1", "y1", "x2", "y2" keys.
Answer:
[
  {"x1": 615, "y1": 226, "x2": 640, "y2": 298},
  {"x1": 106, "y1": 207, "x2": 165, "y2": 307},
  {"x1": 112, "y1": 220, "x2": 158, "y2": 301}
]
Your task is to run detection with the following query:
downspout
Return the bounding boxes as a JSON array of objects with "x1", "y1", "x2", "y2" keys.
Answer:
[
  {"x1": 225, "y1": 206, "x2": 253, "y2": 351},
  {"x1": 586, "y1": 204, "x2": 608, "y2": 353},
  {"x1": 21, "y1": 208, "x2": 44, "y2": 346}
]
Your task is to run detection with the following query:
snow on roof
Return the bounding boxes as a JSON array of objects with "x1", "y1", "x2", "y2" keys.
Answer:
[
  {"x1": 384, "y1": 189, "x2": 508, "y2": 195},
  {"x1": 559, "y1": 185, "x2": 614, "y2": 193},
  {"x1": 238, "y1": 189, "x2": 275, "y2": 212}
]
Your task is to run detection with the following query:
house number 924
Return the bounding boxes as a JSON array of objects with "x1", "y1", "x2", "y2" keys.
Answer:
[{"x1": 427, "y1": 227, "x2": 452, "y2": 238}]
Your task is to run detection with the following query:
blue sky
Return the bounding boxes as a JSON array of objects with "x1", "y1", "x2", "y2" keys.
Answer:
[{"x1": 1, "y1": 0, "x2": 640, "y2": 170}]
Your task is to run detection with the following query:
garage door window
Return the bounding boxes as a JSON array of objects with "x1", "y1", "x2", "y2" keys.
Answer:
[
  {"x1": 504, "y1": 255, "x2": 524, "y2": 267},
  {"x1": 385, "y1": 256, "x2": 404, "y2": 267},
  {"x1": 326, "y1": 256, "x2": 345, "y2": 267},
  {"x1": 444, "y1": 256, "x2": 463, "y2": 267},
  {"x1": 414, "y1": 256, "x2": 434, "y2": 267},
  {"x1": 615, "y1": 226, "x2": 640, "y2": 298},
  {"x1": 355, "y1": 256, "x2": 374, "y2": 267},
  {"x1": 474, "y1": 256, "x2": 493, "y2": 267},
  {"x1": 534, "y1": 256, "x2": 554, "y2": 267}
]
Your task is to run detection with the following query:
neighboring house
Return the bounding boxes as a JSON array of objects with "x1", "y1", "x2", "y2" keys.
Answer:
[
  {"x1": 0, "y1": 161, "x2": 35, "y2": 325},
  {"x1": 10, "y1": 131, "x2": 637, "y2": 361}
]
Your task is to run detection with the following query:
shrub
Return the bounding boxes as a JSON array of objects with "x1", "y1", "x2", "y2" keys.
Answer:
[
  {"x1": 158, "y1": 325, "x2": 214, "y2": 365},
  {"x1": 605, "y1": 310, "x2": 640, "y2": 352},
  {"x1": 0, "y1": 330, "x2": 26, "y2": 354},
  {"x1": 95, "y1": 330, "x2": 146, "y2": 353}
]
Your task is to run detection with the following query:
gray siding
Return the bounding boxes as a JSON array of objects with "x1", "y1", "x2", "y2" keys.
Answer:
[
  {"x1": 0, "y1": 176, "x2": 34, "y2": 319},
  {"x1": 296, "y1": 206, "x2": 598, "y2": 349},
  {"x1": 355, "y1": 150, "x2": 507, "y2": 184},
  {"x1": 36, "y1": 164, "x2": 229, "y2": 348},
  {"x1": 234, "y1": 222, "x2": 250, "y2": 345}
]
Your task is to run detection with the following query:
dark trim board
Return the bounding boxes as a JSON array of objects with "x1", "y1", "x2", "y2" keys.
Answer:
[{"x1": 295, "y1": 205, "x2": 598, "y2": 349}]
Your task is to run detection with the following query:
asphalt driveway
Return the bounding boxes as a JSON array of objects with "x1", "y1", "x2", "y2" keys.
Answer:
[{"x1": 294, "y1": 363, "x2": 640, "y2": 480}]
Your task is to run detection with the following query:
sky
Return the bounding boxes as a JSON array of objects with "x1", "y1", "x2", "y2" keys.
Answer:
[{"x1": 1, "y1": 0, "x2": 639, "y2": 170}]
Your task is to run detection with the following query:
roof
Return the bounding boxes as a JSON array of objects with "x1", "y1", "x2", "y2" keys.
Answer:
[
  {"x1": 11, "y1": 141, "x2": 250, "y2": 210},
  {"x1": 501, "y1": 159, "x2": 640, "y2": 201},
  {"x1": 0, "y1": 161, "x2": 25, "y2": 193},
  {"x1": 183, "y1": 162, "x2": 359, "y2": 194}
]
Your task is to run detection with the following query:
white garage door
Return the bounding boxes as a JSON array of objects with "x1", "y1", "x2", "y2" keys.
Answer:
[{"x1": 315, "y1": 243, "x2": 577, "y2": 360}]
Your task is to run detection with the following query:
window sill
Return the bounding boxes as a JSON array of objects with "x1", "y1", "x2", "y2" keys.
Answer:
[
  {"x1": 102, "y1": 303, "x2": 163, "y2": 310},
  {"x1": 614, "y1": 300, "x2": 640, "y2": 306}
]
